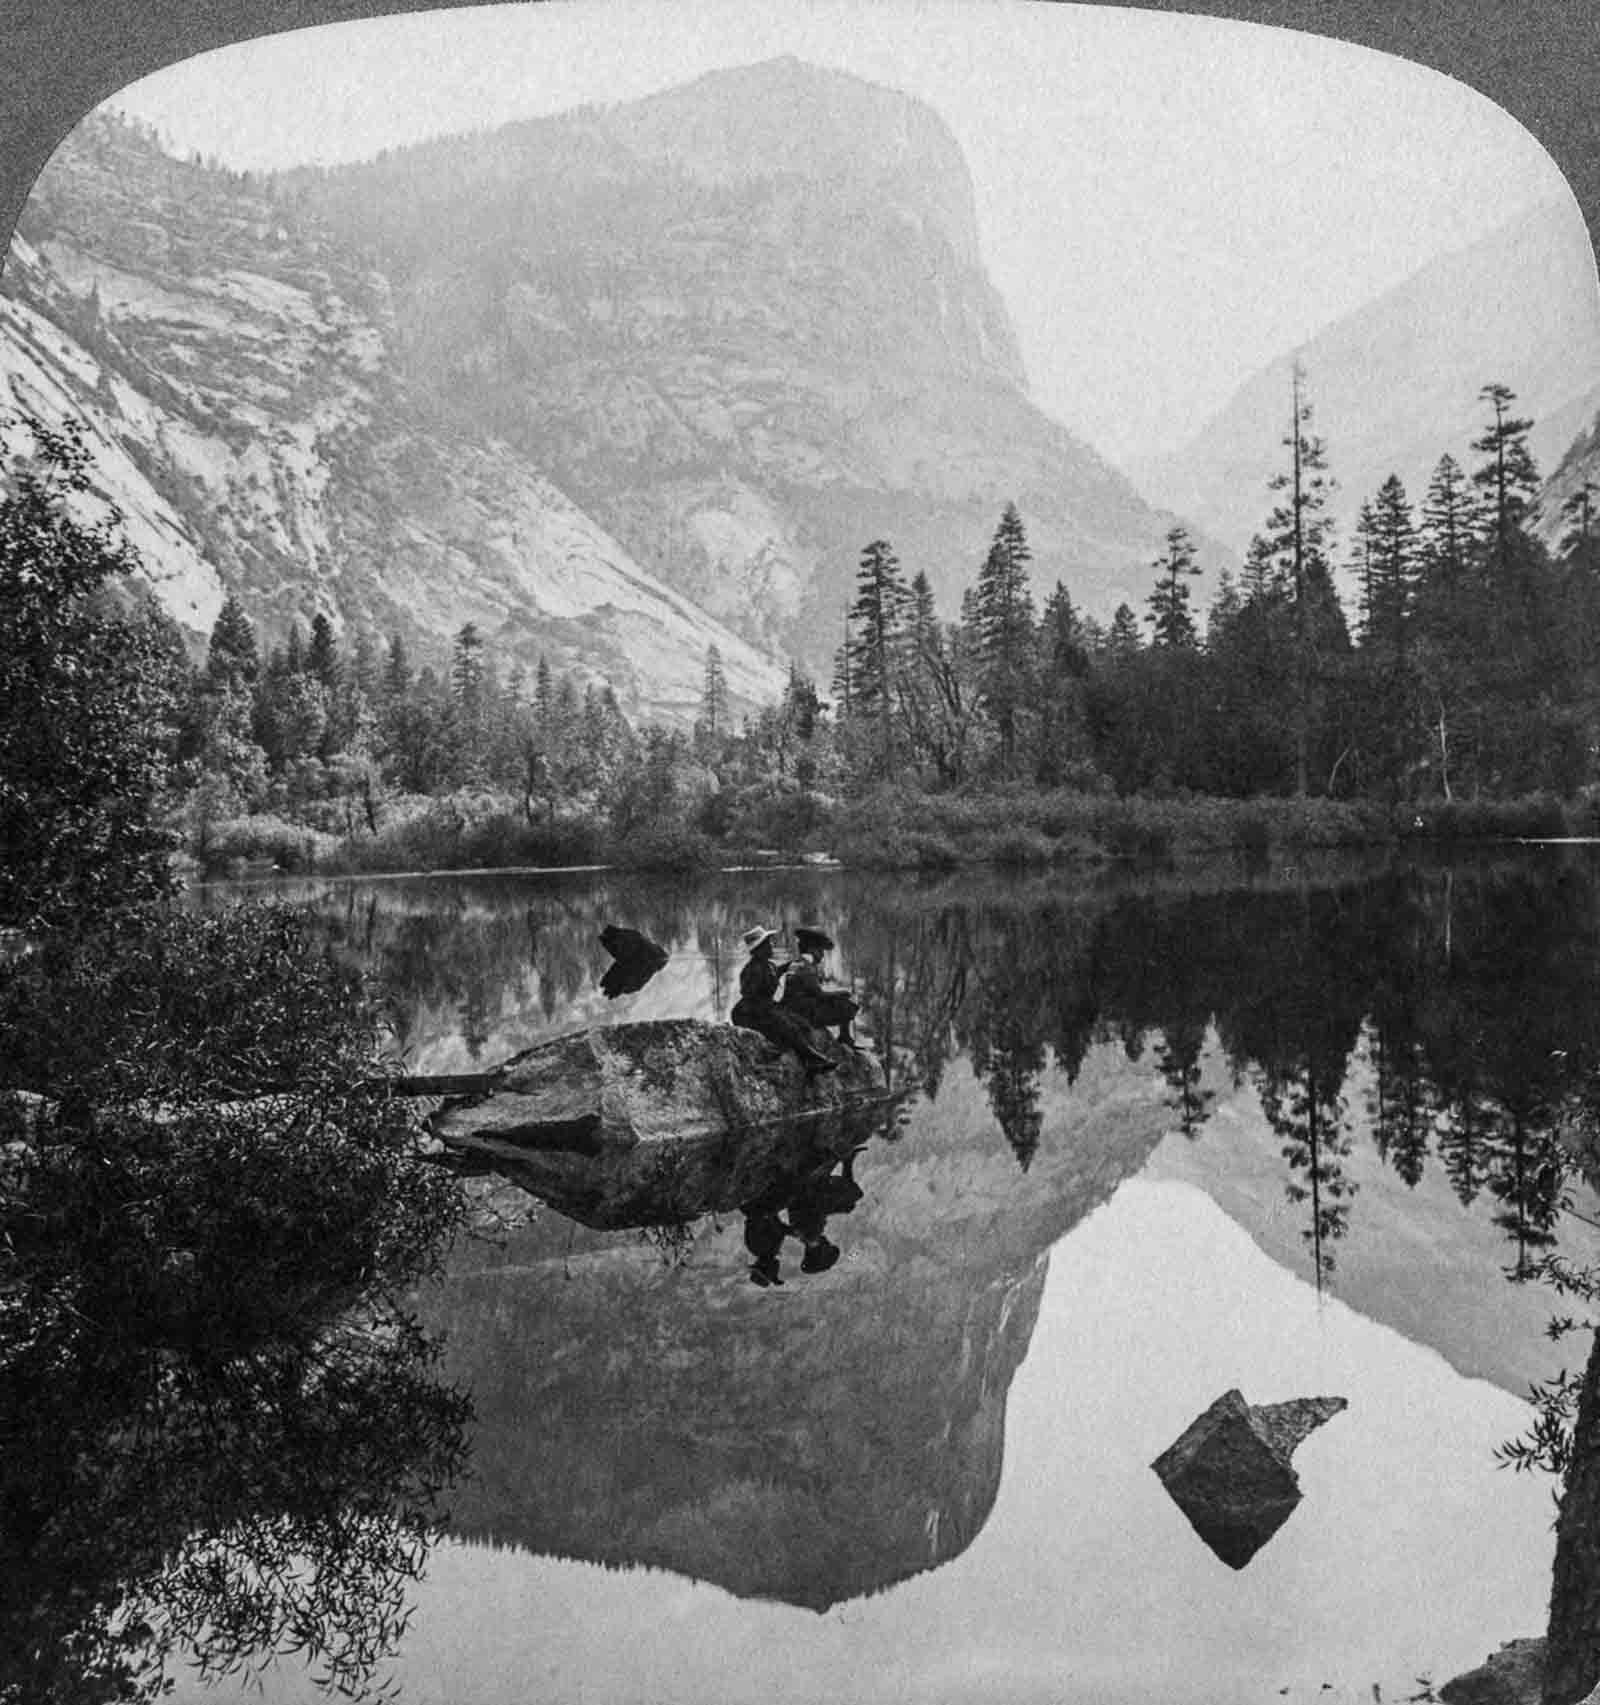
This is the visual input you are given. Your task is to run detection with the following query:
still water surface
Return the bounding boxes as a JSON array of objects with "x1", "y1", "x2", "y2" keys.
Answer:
[{"x1": 173, "y1": 852, "x2": 1600, "y2": 1701}]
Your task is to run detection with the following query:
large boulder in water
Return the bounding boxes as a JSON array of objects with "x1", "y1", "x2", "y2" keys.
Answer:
[
  {"x1": 430, "y1": 1018, "x2": 889, "y2": 1161},
  {"x1": 1151, "y1": 1388, "x2": 1347, "y2": 1568}
]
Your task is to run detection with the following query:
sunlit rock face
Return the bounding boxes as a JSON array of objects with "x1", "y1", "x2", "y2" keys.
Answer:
[
  {"x1": 421, "y1": 1050, "x2": 1174, "y2": 1610},
  {"x1": 2, "y1": 112, "x2": 782, "y2": 722},
  {"x1": 260, "y1": 56, "x2": 1186, "y2": 655}
]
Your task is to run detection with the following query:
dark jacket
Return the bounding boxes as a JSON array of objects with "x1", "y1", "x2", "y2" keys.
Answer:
[
  {"x1": 738, "y1": 953, "x2": 788, "y2": 1008},
  {"x1": 781, "y1": 958, "x2": 857, "y2": 1026}
]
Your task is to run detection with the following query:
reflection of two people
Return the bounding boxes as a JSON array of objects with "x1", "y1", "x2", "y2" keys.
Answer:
[
  {"x1": 742, "y1": 1147, "x2": 866, "y2": 1287},
  {"x1": 731, "y1": 923, "x2": 861, "y2": 1074}
]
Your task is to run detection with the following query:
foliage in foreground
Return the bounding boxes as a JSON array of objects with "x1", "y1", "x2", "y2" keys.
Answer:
[
  {"x1": 0, "y1": 902, "x2": 470, "y2": 1703},
  {"x1": 0, "y1": 417, "x2": 182, "y2": 927}
]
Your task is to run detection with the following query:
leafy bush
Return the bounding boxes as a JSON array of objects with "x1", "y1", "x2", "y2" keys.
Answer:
[
  {"x1": 982, "y1": 828, "x2": 1058, "y2": 867},
  {"x1": 610, "y1": 825, "x2": 721, "y2": 872},
  {"x1": 0, "y1": 901, "x2": 469, "y2": 1701},
  {"x1": 196, "y1": 813, "x2": 337, "y2": 877}
]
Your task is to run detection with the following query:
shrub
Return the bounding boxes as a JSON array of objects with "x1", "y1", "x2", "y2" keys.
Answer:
[
  {"x1": 982, "y1": 828, "x2": 1057, "y2": 867},
  {"x1": 0, "y1": 901, "x2": 469, "y2": 1701},
  {"x1": 197, "y1": 813, "x2": 337, "y2": 877},
  {"x1": 611, "y1": 825, "x2": 721, "y2": 872}
]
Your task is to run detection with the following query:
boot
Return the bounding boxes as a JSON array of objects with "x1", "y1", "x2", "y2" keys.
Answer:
[{"x1": 802, "y1": 1046, "x2": 838, "y2": 1076}]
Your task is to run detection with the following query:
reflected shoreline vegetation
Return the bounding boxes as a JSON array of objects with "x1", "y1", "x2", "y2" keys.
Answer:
[{"x1": 155, "y1": 848, "x2": 1600, "y2": 1699}]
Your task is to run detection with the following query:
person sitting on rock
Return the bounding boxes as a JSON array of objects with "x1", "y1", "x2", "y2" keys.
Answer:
[
  {"x1": 780, "y1": 925, "x2": 861, "y2": 1050},
  {"x1": 731, "y1": 925, "x2": 837, "y2": 1077}
]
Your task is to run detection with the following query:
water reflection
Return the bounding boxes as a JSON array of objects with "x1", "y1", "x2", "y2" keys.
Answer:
[
  {"x1": 266, "y1": 856, "x2": 1600, "y2": 1285},
  {"x1": 164, "y1": 852, "x2": 1600, "y2": 1696},
  {"x1": 0, "y1": 1107, "x2": 469, "y2": 1704}
]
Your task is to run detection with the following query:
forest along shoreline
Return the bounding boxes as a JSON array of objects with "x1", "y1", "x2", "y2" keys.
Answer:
[{"x1": 182, "y1": 789, "x2": 1597, "y2": 884}]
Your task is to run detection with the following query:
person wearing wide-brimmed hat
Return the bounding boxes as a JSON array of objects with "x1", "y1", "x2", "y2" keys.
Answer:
[
  {"x1": 781, "y1": 925, "x2": 861, "y2": 1050},
  {"x1": 731, "y1": 925, "x2": 837, "y2": 1076}
]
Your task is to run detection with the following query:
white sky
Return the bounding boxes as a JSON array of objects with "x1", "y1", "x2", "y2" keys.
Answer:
[{"x1": 104, "y1": 0, "x2": 1582, "y2": 462}]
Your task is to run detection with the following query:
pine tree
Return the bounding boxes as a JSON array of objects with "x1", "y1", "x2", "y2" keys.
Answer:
[
  {"x1": 845, "y1": 538, "x2": 912, "y2": 776},
  {"x1": 306, "y1": 612, "x2": 340, "y2": 691},
  {"x1": 1349, "y1": 499, "x2": 1380, "y2": 644},
  {"x1": 450, "y1": 623, "x2": 487, "y2": 781},
  {"x1": 534, "y1": 655, "x2": 554, "y2": 729},
  {"x1": 1105, "y1": 603, "x2": 1142, "y2": 660},
  {"x1": 968, "y1": 503, "x2": 1037, "y2": 775},
  {"x1": 1205, "y1": 567, "x2": 1243, "y2": 646},
  {"x1": 1261, "y1": 362, "x2": 1342, "y2": 795},
  {"x1": 697, "y1": 644, "x2": 729, "y2": 744},
  {"x1": 1471, "y1": 382, "x2": 1541, "y2": 569},
  {"x1": 1145, "y1": 525, "x2": 1201, "y2": 649},
  {"x1": 1370, "y1": 474, "x2": 1418, "y2": 665},
  {"x1": 1420, "y1": 453, "x2": 1471, "y2": 591},
  {"x1": 1036, "y1": 581, "x2": 1091, "y2": 784},
  {"x1": 205, "y1": 592, "x2": 260, "y2": 691},
  {"x1": 382, "y1": 634, "x2": 411, "y2": 703}
]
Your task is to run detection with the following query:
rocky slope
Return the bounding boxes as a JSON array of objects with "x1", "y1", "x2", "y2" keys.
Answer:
[
  {"x1": 2, "y1": 111, "x2": 784, "y2": 721},
  {"x1": 1132, "y1": 198, "x2": 1600, "y2": 560},
  {"x1": 3, "y1": 60, "x2": 1194, "y2": 705},
  {"x1": 266, "y1": 58, "x2": 1190, "y2": 649}
]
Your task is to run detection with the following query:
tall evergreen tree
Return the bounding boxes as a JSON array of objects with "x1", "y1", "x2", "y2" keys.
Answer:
[
  {"x1": 450, "y1": 623, "x2": 487, "y2": 781},
  {"x1": 1419, "y1": 453, "x2": 1472, "y2": 591},
  {"x1": 967, "y1": 503, "x2": 1037, "y2": 775},
  {"x1": 1471, "y1": 382, "x2": 1541, "y2": 568},
  {"x1": 1145, "y1": 525, "x2": 1202, "y2": 649},
  {"x1": 1104, "y1": 602, "x2": 1142, "y2": 661},
  {"x1": 1369, "y1": 474, "x2": 1418, "y2": 665},
  {"x1": 845, "y1": 538, "x2": 912, "y2": 777},
  {"x1": 205, "y1": 592, "x2": 260, "y2": 691},
  {"x1": 1261, "y1": 363, "x2": 1342, "y2": 795},
  {"x1": 306, "y1": 612, "x2": 340, "y2": 691},
  {"x1": 697, "y1": 644, "x2": 729, "y2": 745}
]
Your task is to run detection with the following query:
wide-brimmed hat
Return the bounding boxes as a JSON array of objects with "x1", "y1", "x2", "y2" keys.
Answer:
[
  {"x1": 794, "y1": 925, "x2": 835, "y2": 951},
  {"x1": 741, "y1": 925, "x2": 779, "y2": 952}
]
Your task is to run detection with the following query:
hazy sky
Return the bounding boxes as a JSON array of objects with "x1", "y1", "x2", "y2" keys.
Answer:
[{"x1": 106, "y1": 0, "x2": 1585, "y2": 462}]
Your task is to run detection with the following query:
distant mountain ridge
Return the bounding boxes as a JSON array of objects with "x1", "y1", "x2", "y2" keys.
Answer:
[
  {"x1": 1, "y1": 58, "x2": 1196, "y2": 711},
  {"x1": 285, "y1": 55, "x2": 1190, "y2": 649},
  {"x1": 1132, "y1": 198, "x2": 1600, "y2": 561},
  {"x1": 2, "y1": 111, "x2": 783, "y2": 722}
]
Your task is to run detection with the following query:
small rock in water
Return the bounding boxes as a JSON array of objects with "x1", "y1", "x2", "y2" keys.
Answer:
[
  {"x1": 1437, "y1": 1637, "x2": 1546, "y2": 1705},
  {"x1": 1151, "y1": 1388, "x2": 1347, "y2": 1568}
]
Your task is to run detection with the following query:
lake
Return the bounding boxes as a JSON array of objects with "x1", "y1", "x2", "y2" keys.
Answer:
[{"x1": 160, "y1": 851, "x2": 1600, "y2": 1701}]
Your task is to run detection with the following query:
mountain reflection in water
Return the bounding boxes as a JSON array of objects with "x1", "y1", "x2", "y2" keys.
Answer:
[{"x1": 159, "y1": 852, "x2": 1600, "y2": 1698}]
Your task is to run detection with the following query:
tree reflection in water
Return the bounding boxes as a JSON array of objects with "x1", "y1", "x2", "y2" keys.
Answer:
[
  {"x1": 280, "y1": 857, "x2": 1600, "y2": 1282},
  {"x1": 226, "y1": 855, "x2": 1600, "y2": 1690},
  {"x1": 0, "y1": 907, "x2": 472, "y2": 1704}
]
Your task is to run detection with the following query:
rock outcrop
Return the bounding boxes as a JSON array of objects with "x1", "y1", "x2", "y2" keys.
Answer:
[
  {"x1": 4, "y1": 62, "x2": 1193, "y2": 704},
  {"x1": 430, "y1": 1017, "x2": 889, "y2": 1160},
  {"x1": 1150, "y1": 1388, "x2": 1347, "y2": 1568}
]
